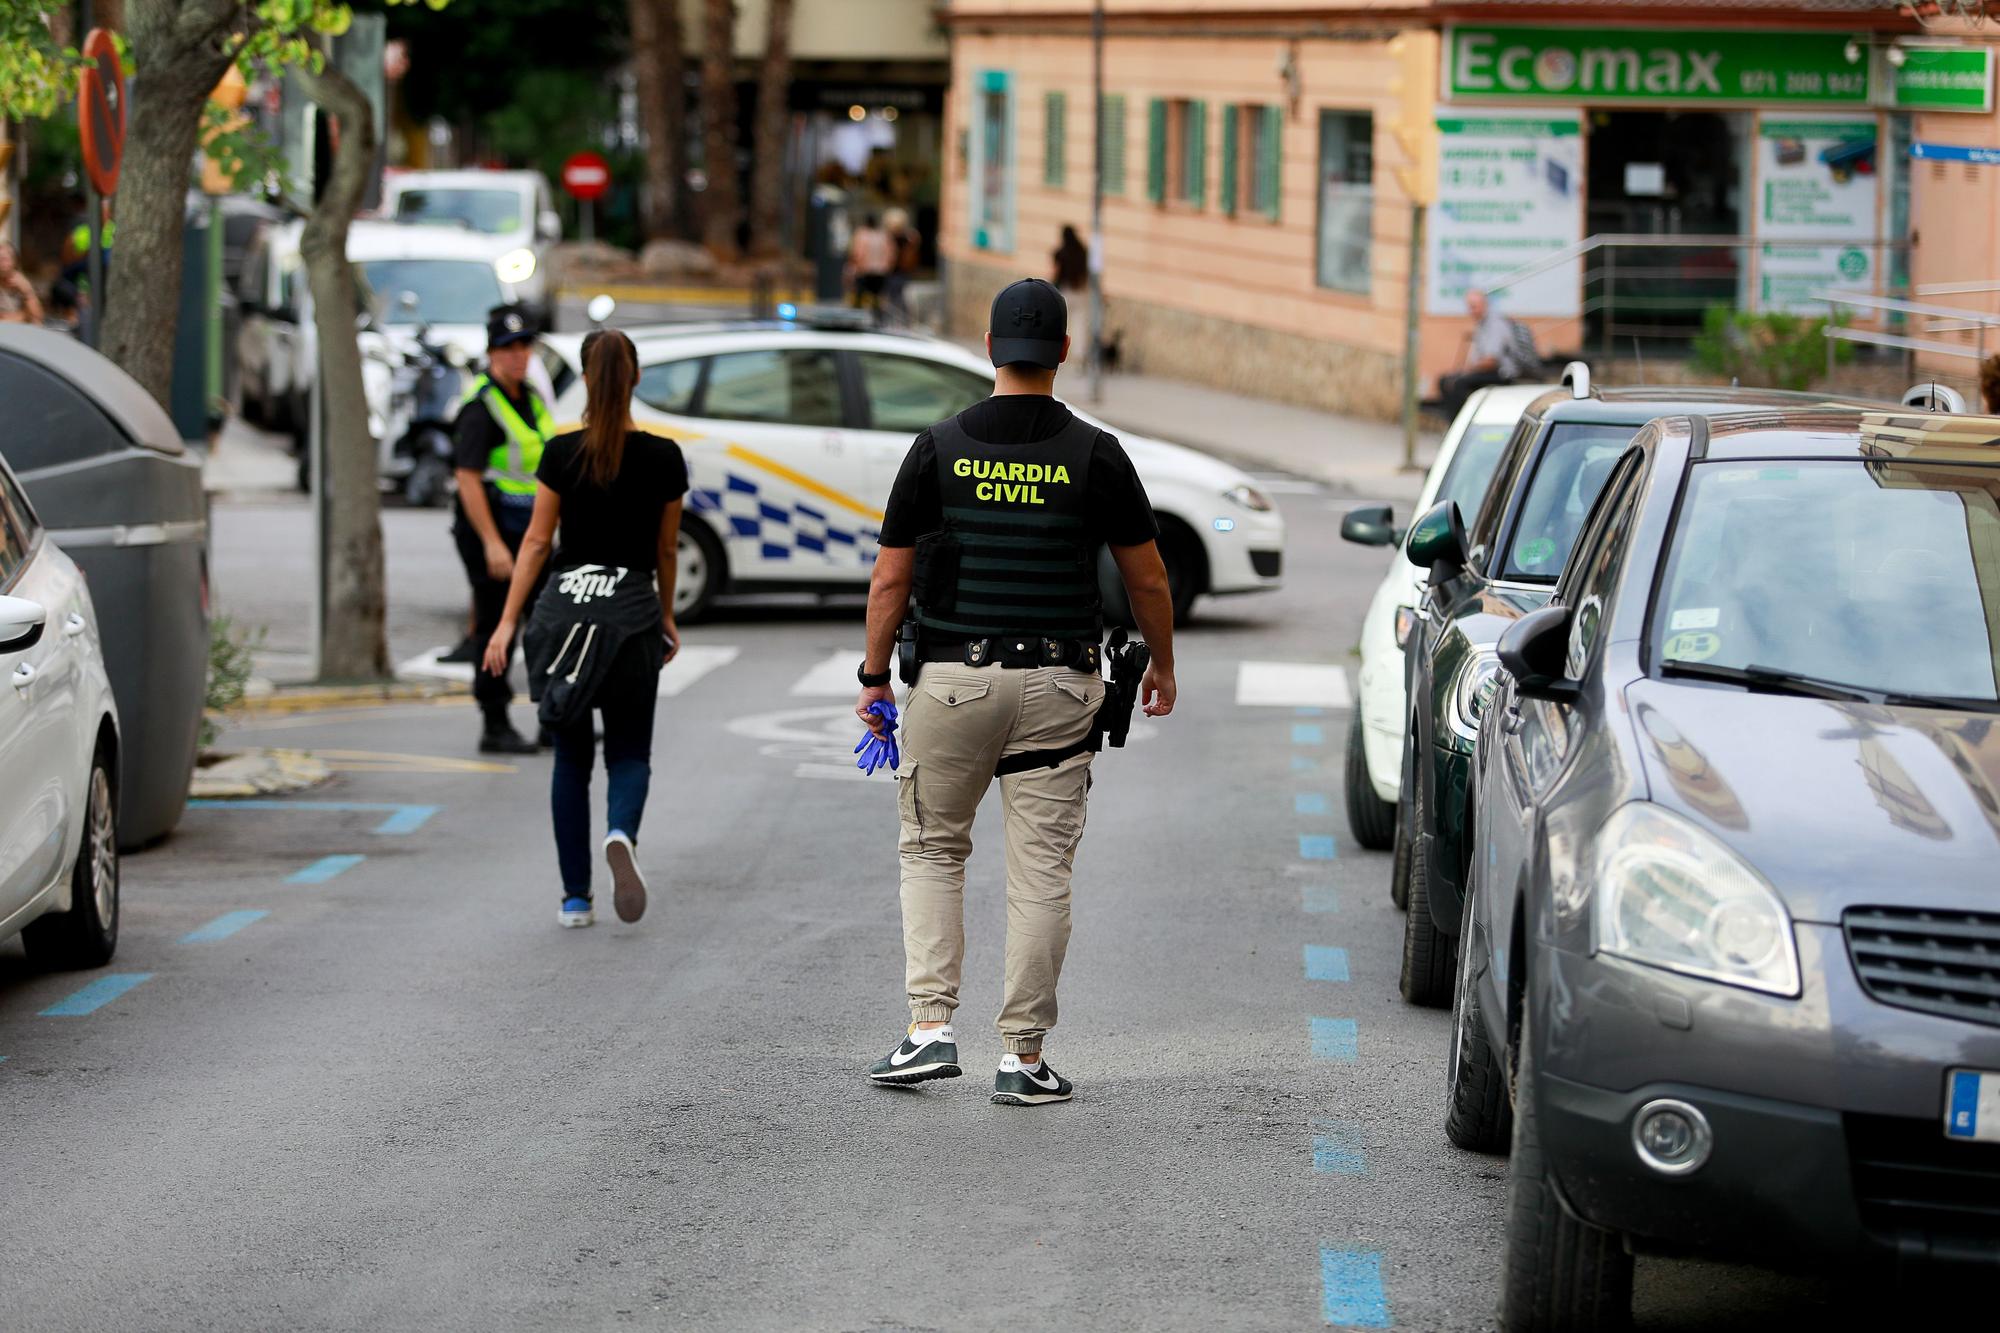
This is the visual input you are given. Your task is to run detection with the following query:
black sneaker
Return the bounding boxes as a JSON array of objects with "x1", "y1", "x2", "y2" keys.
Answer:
[
  {"x1": 991, "y1": 1056, "x2": 1073, "y2": 1106},
  {"x1": 868, "y1": 1026, "x2": 961, "y2": 1086},
  {"x1": 479, "y1": 723, "x2": 538, "y2": 755},
  {"x1": 437, "y1": 635, "x2": 480, "y2": 665}
]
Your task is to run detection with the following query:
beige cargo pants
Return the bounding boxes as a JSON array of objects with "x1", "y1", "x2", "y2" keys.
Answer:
[{"x1": 896, "y1": 662, "x2": 1103, "y2": 1053}]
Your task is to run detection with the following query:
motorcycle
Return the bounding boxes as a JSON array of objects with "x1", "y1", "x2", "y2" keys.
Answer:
[{"x1": 379, "y1": 290, "x2": 466, "y2": 508}]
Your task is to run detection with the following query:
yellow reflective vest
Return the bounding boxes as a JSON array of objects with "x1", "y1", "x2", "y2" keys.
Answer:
[{"x1": 466, "y1": 375, "x2": 554, "y2": 497}]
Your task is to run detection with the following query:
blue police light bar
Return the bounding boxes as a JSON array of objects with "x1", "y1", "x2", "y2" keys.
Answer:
[{"x1": 776, "y1": 302, "x2": 799, "y2": 321}]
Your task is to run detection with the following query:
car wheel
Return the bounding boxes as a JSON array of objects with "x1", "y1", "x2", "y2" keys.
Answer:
[
  {"x1": 23, "y1": 755, "x2": 119, "y2": 970},
  {"x1": 1445, "y1": 896, "x2": 1512, "y2": 1153},
  {"x1": 675, "y1": 519, "x2": 726, "y2": 622},
  {"x1": 1399, "y1": 779, "x2": 1454, "y2": 1006},
  {"x1": 1389, "y1": 738, "x2": 1417, "y2": 909},
  {"x1": 1344, "y1": 710, "x2": 1396, "y2": 851},
  {"x1": 404, "y1": 454, "x2": 452, "y2": 509},
  {"x1": 1499, "y1": 1005, "x2": 1634, "y2": 1332}
]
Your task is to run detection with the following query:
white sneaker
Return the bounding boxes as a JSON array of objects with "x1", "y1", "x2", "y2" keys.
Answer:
[
  {"x1": 606, "y1": 831, "x2": 647, "y2": 923},
  {"x1": 559, "y1": 896, "x2": 595, "y2": 928}
]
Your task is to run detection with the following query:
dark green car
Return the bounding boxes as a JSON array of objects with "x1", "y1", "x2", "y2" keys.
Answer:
[{"x1": 1392, "y1": 372, "x2": 1876, "y2": 1006}]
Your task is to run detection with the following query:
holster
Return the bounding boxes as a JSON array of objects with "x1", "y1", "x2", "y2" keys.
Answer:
[
  {"x1": 992, "y1": 629, "x2": 1150, "y2": 777},
  {"x1": 896, "y1": 618, "x2": 920, "y2": 687}
]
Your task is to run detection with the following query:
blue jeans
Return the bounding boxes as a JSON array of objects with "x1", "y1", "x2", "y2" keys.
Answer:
[{"x1": 550, "y1": 649, "x2": 659, "y2": 898}]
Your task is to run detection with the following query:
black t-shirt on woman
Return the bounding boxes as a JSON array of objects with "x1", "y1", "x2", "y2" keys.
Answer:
[{"x1": 535, "y1": 429, "x2": 690, "y2": 572}]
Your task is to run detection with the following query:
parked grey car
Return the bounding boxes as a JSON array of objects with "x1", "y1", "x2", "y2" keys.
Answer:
[
  {"x1": 0, "y1": 326, "x2": 208, "y2": 847},
  {"x1": 1448, "y1": 408, "x2": 2000, "y2": 1328}
]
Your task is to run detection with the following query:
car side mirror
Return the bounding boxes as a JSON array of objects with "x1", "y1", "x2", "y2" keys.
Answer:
[
  {"x1": 539, "y1": 209, "x2": 563, "y2": 242},
  {"x1": 586, "y1": 293, "x2": 616, "y2": 326},
  {"x1": 1405, "y1": 499, "x2": 1469, "y2": 582},
  {"x1": 1339, "y1": 505, "x2": 1397, "y2": 547},
  {"x1": 0, "y1": 595, "x2": 49, "y2": 655},
  {"x1": 1498, "y1": 604, "x2": 1579, "y2": 703}
]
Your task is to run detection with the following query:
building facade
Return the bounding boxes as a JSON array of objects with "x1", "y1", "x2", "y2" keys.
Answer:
[{"x1": 940, "y1": 2, "x2": 2000, "y2": 418}]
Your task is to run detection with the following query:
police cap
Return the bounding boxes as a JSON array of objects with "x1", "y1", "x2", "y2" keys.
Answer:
[
  {"x1": 486, "y1": 303, "x2": 537, "y2": 349},
  {"x1": 988, "y1": 278, "x2": 1067, "y2": 371}
]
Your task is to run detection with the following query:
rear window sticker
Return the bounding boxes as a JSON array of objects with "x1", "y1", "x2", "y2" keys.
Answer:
[
  {"x1": 1670, "y1": 607, "x2": 1720, "y2": 631},
  {"x1": 1664, "y1": 630, "x2": 1721, "y2": 662},
  {"x1": 1517, "y1": 536, "x2": 1557, "y2": 568}
]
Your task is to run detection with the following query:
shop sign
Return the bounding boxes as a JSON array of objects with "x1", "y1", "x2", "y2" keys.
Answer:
[
  {"x1": 1447, "y1": 26, "x2": 1871, "y2": 106},
  {"x1": 1426, "y1": 112, "x2": 1583, "y2": 317},
  {"x1": 1890, "y1": 48, "x2": 1994, "y2": 113},
  {"x1": 1756, "y1": 117, "x2": 1879, "y2": 313},
  {"x1": 1912, "y1": 141, "x2": 2000, "y2": 165}
]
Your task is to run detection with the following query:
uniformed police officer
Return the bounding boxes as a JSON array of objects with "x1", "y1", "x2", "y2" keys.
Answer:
[
  {"x1": 856, "y1": 277, "x2": 1178, "y2": 1106},
  {"x1": 453, "y1": 303, "x2": 557, "y2": 754}
]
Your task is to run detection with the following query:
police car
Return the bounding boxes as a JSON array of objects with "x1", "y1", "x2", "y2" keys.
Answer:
[{"x1": 544, "y1": 317, "x2": 1286, "y2": 621}]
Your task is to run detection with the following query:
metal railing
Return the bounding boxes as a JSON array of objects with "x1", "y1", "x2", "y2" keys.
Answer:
[{"x1": 1813, "y1": 287, "x2": 2000, "y2": 374}]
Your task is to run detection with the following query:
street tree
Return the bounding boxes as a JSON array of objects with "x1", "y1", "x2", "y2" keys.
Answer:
[
  {"x1": 627, "y1": 0, "x2": 687, "y2": 241},
  {"x1": 746, "y1": 0, "x2": 790, "y2": 258},
  {"x1": 697, "y1": 0, "x2": 739, "y2": 258}
]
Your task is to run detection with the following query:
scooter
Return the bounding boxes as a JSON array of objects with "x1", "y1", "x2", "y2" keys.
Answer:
[{"x1": 380, "y1": 290, "x2": 467, "y2": 508}]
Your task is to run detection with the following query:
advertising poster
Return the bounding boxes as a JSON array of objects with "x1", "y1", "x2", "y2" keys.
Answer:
[
  {"x1": 1756, "y1": 115, "x2": 1879, "y2": 313},
  {"x1": 1426, "y1": 112, "x2": 1583, "y2": 317}
]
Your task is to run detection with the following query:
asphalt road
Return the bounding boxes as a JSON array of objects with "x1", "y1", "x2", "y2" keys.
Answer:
[{"x1": 0, "y1": 476, "x2": 1931, "y2": 1330}]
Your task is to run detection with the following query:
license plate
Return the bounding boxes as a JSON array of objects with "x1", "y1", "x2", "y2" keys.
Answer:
[{"x1": 1945, "y1": 1069, "x2": 2000, "y2": 1143}]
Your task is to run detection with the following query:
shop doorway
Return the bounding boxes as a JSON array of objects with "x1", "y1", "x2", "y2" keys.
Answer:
[{"x1": 1584, "y1": 110, "x2": 1752, "y2": 350}]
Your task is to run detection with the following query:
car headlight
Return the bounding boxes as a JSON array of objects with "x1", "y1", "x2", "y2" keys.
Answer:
[
  {"x1": 1222, "y1": 483, "x2": 1272, "y2": 512},
  {"x1": 1446, "y1": 648, "x2": 1501, "y2": 741},
  {"x1": 495, "y1": 247, "x2": 537, "y2": 284},
  {"x1": 1592, "y1": 802, "x2": 1800, "y2": 998}
]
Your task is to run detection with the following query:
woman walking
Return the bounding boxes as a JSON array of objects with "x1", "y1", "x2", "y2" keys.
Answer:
[{"x1": 485, "y1": 329, "x2": 689, "y2": 927}]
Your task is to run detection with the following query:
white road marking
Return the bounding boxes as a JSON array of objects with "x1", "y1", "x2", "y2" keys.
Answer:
[
  {"x1": 1236, "y1": 660, "x2": 1353, "y2": 709},
  {"x1": 1249, "y1": 475, "x2": 1326, "y2": 496},
  {"x1": 659, "y1": 644, "x2": 742, "y2": 697},
  {"x1": 789, "y1": 648, "x2": 866, "y2": 696},
  {"x1": 398, "y1": 648, "x2": 475, "y2": 684}
]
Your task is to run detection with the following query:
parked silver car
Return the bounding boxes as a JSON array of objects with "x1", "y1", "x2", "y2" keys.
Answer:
[{"x1": 1450, "y1": 408, "x2": 2000, "y2": 1327}]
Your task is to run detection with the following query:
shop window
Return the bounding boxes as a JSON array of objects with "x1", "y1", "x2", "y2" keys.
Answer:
[
  {"x1": 1101, "y1": 94, "x2": 1127, "y2": 195},
  {"x1": 1044, "y1": 92, "x2": 1066, "y2": 188},
  {"x1": 1316, "y1": 110, "x2": 1374, "y2": 293},
  {"x1": 1223, "y1": 104, "x2": 1283, "y2": 221},
  {"x1": 972, "y1": 71, "x2": 1015, "y2": 251},
  {"x1": 1148, "y1": 99, "x2": 1207, "y2": 207}
]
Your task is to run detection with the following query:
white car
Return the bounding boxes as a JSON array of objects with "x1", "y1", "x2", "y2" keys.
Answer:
[
  {"x1": 380, "y1": 169, "x2": 561, "y2": 326},
  {"x1": 1337, "y1": 384, "x2": 1548, "y2": 850},
  {"x1": 546, "y1": 320, "x2": 1285, "y2": 621},
  {"x1": 0, "y1": 450, "x2": 121, "y2": 969}
]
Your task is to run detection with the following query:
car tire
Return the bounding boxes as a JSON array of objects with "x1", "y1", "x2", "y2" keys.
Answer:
[
  {"x1": 1345, "y1": 710, "x2": 1397, "y2": 851},
  {"x1": 1445, "y1": 898, "x2": 1513, "y2": 1153},
  {"x1": 675, "y1": 518, "x2": 726, "y2": 622},
  {"x1": 22, "y1": 755, "x2": 119, "y2": 971},
  {"x1": 1399, "y1": 779, "x2": 1454, "y2": 1006},
  {"x1": 1499, "y1": 1006, "x2": 1634, "y2": 1332}
]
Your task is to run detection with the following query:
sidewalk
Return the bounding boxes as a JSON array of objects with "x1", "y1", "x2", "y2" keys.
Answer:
[{"x1": 1079, "y1": 371, "x2": 1439, "y2": 503}]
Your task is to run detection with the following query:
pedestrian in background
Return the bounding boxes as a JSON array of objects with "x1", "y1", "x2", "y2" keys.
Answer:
[
  {"x1": 847, "y1": 213, "x2": 895, "y2": 312},
  {"x1": 0, "y1": 243, "x2": 43, "y2": 325},
  {"x1": 486, "y1": 329, "x2": 688, "y2": 929},
  {"x1": 1437, "y1": 288, "x2": 1536, "y2": 420},
  {"x1": 1052, "y1": 224, "x2": 1092, "y2": 373},
  {"x1": 454, "y1": 304, "x2": 557, "y2": 755},
  {"x1": 881, "y1": 207, "x2": 920, "y2": 326}
]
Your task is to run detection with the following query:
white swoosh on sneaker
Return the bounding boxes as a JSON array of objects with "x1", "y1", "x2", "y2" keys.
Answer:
[
  {"x1": 1021, "y1": 1066, "x2": 1060, "y2": 1089},
  {"x1": 889, "y1": 1043, "x2": 931, "y2": 1067}
]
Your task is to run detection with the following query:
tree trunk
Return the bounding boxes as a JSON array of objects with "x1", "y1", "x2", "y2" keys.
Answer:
[
  {"x1": 290, "y1": 56, "x2": 389, "y2": 682},
  {"x1": 698, "y1": 0, "x2": 740, "y2": 258},
  {"x1": 101, "y1": 0, "x2": 235, "y2": 406},
  {"x1": 747, "y1": 0, "x2": 793, "y2": 258},
  {"x1": 629, "y1": 0, "x2": 681, "y2": 241}
]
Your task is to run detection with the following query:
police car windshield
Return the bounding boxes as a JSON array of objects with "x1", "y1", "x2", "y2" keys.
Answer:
[
  {"x1": 393, "y1": 188, "x2": 523, "y2": 236},
  {"x1": 1434, "y1": 423, "x2": 1515, "y2": 523},
  {"x1": 1651, "y1": 459, "x2": 2000, "y2": 704},
  {"x1": 360, "y1": 260, "x2": 504, "y2": 327},
  {"x1": 1503, "y1": 422, "x2": 1641, "y2": 581}
]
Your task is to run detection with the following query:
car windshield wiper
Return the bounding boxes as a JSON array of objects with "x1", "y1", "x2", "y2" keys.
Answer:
[
  {"x1": 1877, "y1": 689, "x2": 2000, "y2": 715},
  {"x1": 1658, "y1": 660, "x2": 1879, "y2": 702}
]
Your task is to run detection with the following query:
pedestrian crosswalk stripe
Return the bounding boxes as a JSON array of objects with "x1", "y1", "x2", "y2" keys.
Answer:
[
  {"x1": 1238, "y1": 660, "x2": 1352, "y2": 709},
  {"x1": 790, "y1": 649, "x2": 866, "y2": 697},
  {"x1": 659, "y1": 644, "x2": 742, "y2": 697}
]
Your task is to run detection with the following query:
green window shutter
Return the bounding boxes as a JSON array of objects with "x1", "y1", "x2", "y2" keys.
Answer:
[
  {"x1": 1147, "y1": 99, "x2": 1167, "y2": 203},
  {"x1": 1044, "y1": 92, "x2": 1066, "y2": 188},
  {"x1": 1102, "y1": 94, "x2": 1126, "y2": 195},
  {"x1": 1186, "y1": 100, "x2": 1207, "y2": 206},
  {"x1": 1259, "y1": 105, "x2": 1283, "y2": 220},
  {"x1": 1219, "y1": 105, "x2": 1239, "y2": 218}
]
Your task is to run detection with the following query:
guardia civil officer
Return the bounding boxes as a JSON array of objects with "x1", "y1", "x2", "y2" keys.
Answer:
[
  {"x1": 454, "y1": 303, "x2": 557, "y2": 754},
  {"x1": 855, "y1": 277, "x2": 1178, "y2": 1106}
]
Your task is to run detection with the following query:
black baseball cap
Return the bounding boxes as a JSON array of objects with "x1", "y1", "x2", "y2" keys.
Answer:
[
  {"x1": 988, "y1": 278, "x2": 1067, "y2": 370},
  {"x1": 486, "y1": 303, "x2": 536, "y2": 349}
]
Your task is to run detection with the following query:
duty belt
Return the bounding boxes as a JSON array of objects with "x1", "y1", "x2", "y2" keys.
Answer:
[{"x1": 917, "y1": 636, "x2": 1103, "y2": 673}]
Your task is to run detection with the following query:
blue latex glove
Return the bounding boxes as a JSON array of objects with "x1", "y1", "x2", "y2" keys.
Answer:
[{"x1": 855, "y1": 701, "x2": 900, "y2": 775}]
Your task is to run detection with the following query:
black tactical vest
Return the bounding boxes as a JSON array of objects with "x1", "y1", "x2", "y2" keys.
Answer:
[{"x1": 911, "y1": 410, "x2": 1103, "y2": 640}]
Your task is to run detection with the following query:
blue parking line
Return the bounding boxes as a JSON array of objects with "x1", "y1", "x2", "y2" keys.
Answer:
[
  {"x1": 1304, "y1": 945, "x2": 1350, "y2": 982},
  {"x1": 1312, "y1": 1120, "x2": 1368, "y2": 1176},
  {"x1": 1292, "y1": 723, "x2": 1325, "y2": 745},
  {"x1": 1296, "y1": 792, "x2": 1329, "y2": 816},
  {"x1": 186, "y1": 800, "x2": 439, "y2": 835},
  {"x1": 1320, "y1": 1247, "x2": 1392, "y2": 1327},
  {"x1": 287, "y1": 854, "x2": 366, "y2": 884},
  {"x1": 1296, "y1": 706, "x2": 1325, "y2": 717},
  {"x1": 1300, "y1": 834, "x2": 1338, "y2": 860},
  {"x1": 1291, "y1": 755, "x2": 1320, "y2": 773},
  {"x1": 1303, "y1": 884, "x2": 1339, "y2": 913},
  {"x1": 181, "y1": 910, "x2": 268, "y2": 943},
  {"x1": 41, "y1": 973, "x2": 152, "y2": 1017},
  {"x1": 1310, "y1": 1017, "x2": 1359, "y2": 1062}
]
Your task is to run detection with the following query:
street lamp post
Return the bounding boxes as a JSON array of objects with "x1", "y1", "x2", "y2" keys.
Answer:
[{"x1": 1087, "y1": 0, "x2": 1105, "y2": 404}]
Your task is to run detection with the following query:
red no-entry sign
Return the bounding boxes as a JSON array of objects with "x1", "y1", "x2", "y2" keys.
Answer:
[
  {"x1": 78, "y1": 28, "x2": 127, "y2": 197},
  {"x1": 561, "y1": 151, "x2": 611, "y2": 202}
]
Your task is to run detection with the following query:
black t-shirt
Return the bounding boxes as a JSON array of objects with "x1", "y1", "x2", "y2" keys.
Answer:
[
  {"x1": 535, "y1": 430, "x2": 690, "y2": 573},
  {"x1": 878, "y1": 396, "x2": 1158, "y2": 550}
]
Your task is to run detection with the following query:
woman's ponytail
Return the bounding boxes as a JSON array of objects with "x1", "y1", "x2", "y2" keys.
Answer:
[{"x1": 579, "y1": 328, "x2": 638, "y2": 487}]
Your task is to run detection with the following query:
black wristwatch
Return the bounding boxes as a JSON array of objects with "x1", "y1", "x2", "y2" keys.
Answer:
[{"x1": 858, "y1": 663, "x2": 892, "y2": 688}]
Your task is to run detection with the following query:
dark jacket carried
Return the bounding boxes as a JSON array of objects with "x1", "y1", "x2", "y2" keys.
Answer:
[{"x1": 522, "y1": 563, "x2": 664, "y2": 728}]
